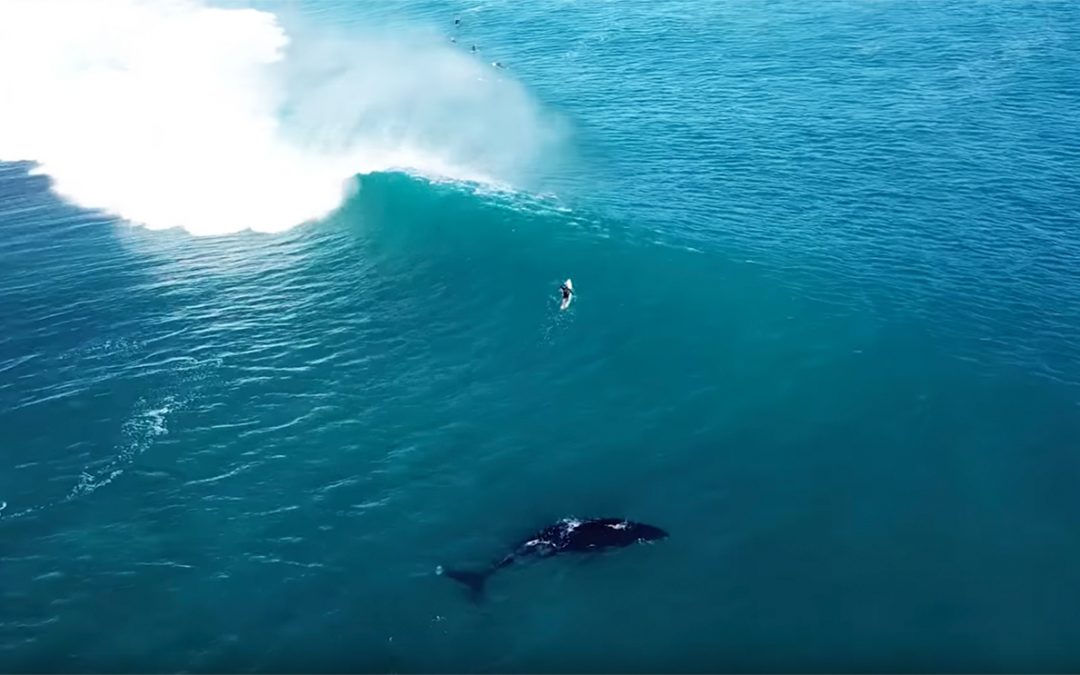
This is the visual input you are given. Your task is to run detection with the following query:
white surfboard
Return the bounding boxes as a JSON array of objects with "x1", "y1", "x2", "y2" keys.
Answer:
[{"x1": 560, "y1": 279, "x2": 573, "y2": 310}]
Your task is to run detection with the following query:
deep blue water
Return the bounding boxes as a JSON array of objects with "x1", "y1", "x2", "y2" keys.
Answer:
[{"x1": 2, "y1": 0, "x2": 1080, "y2": 671}]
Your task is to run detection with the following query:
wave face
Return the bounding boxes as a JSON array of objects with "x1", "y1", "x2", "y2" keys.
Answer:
[{"x1": 0, "y1": 0, "x2": 558, "y2": 235}]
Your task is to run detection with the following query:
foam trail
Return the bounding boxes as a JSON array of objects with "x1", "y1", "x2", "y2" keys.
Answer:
[{"x1": 0, "y1": 0, "x2": 558, "y2": 235}]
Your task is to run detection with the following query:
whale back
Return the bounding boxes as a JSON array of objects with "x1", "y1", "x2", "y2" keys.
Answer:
[
  {"x1": 442, "y1": 516, "x2": 667, "y2": 598},
  {"x1": 561, "y1": 518, "x2": 668, "y2": 551}
]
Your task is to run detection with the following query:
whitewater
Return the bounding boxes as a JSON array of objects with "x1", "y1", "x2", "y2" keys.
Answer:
[{"x1": 0, "y1": 0, "x2": 558, "y2": 235}]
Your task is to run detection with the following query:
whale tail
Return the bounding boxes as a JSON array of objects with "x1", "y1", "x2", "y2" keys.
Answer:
[{"x1": 442, "y1": 567, "x2": 492, "y2": 597}]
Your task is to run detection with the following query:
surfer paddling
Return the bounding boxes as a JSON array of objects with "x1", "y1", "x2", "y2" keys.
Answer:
[{"x1": 559, "y1": 279, "x2": 574, "y2": 310}]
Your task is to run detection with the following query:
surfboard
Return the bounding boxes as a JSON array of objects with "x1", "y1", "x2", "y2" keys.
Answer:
[{"x1": 560, "y1": 279, "x2": 573, "y2": 311}]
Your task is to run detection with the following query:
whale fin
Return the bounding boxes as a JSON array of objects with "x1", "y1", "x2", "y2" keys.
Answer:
[{"x1": 443, "y1": 568, "x2": 492, "y2": 597}]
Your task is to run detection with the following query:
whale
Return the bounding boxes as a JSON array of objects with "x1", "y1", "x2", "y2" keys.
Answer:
[{"x1": 440, "y1": 517, "x2": 667, "y2": 596}]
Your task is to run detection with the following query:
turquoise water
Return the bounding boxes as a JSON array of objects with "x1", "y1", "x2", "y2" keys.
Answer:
[{"x1": 2, "y1": 0, "x2": 1080, "y2": 671}]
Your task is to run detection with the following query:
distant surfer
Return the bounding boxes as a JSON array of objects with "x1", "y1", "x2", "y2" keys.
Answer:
[
  {"x1": 455, "y1": 17, "x2": 461, "y2": 26},
  {"x1": 559, "y1": 279, "x2": 574, "y2": 311},
  {"x1": 471, "y1": 45, "x2": 478, "y2": 53},
  {"x1": 492, "y1": 61, "x2": 506, "y2": 69}
]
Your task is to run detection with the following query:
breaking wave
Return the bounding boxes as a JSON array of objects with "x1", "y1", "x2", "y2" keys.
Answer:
[{"x1": 0, "y1": 0, "x2": 560, "y2": 235}]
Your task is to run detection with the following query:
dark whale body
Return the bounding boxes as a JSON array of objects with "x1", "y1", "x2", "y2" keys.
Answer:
[{"x1": 441, "y1": 517, "x2": 667, "y2": 595}]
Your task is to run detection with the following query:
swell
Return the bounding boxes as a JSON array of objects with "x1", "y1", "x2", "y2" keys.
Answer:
[{"x1": 4, "y1": 166, "x2": 1080, "y2": 672}]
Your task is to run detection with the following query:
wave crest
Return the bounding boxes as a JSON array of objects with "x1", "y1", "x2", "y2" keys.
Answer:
[{"x1": 0, "y1": 0, "x2": 559, "y2": 235}]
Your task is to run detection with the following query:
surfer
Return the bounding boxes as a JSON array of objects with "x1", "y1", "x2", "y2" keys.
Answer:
[{"x1": 560, "y1": 279, "x2": 574, "y2": 310}]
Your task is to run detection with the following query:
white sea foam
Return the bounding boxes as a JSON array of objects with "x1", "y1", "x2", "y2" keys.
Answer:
[{"x1": 0, "y1": 0, "x2": 558, "y2": 235}]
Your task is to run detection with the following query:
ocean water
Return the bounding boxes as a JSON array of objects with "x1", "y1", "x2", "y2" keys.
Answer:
[{"x1": 1, "y1": 0, "x2": 1080, "y2": 672}]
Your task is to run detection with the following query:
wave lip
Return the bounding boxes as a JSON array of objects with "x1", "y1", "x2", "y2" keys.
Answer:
[{"x1": 0, "y1": 0, "x2": 557, "y2": 235}]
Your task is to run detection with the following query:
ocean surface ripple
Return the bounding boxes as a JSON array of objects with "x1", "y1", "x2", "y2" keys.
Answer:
[{"x1": 2, "y1": 0, "x2": 1080, "y2": 672}]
